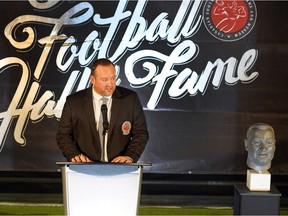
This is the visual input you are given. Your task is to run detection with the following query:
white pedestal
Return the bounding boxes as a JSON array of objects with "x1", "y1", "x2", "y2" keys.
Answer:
[
  {"x1": 57, "y1": 162, "x2": 150, "y2": 216},
  {"x1": 246, "y1": 169, "x2": 271, "y2": 191}
]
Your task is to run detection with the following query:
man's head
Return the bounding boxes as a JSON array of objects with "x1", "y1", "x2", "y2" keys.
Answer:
[
  {"x1": 244, "y1": 123, "x2": 276, "y2": 172},
  {"x1": 90, "y1": 58, "x2": 116, "y2": 96}
]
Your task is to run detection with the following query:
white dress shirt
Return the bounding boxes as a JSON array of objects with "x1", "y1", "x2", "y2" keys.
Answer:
[{"x1": 92, "y1": 88, "x2": 112, "y2": 161}]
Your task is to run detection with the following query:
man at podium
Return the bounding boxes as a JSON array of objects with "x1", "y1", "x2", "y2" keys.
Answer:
[{"x1": 56, "y1": 58, "x2": 149, "y2": 164}]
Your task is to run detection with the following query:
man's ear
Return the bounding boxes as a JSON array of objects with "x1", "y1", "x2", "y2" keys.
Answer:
[
  {"x1": 90, "y1": 75, "x2": 96, "y2": 86},
  {"x1": 244, "y1": 139, "x2": 248, "y2": 151}
]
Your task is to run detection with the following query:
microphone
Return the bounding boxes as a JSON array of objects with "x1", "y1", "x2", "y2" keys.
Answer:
[{"x1": 101, "y1": 104, "x2": 109, "y2": 133}]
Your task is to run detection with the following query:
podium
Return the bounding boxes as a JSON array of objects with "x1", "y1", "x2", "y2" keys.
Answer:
[{"x1": 57, "y1": 162, "x2": 150, "y2": 216}]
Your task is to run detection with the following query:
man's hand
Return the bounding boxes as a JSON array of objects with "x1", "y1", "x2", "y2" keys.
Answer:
[
  {"x1": 111, "y1": 156, "x2": 133, "y2": 163},
  {"x1": 71, "y1": 154, "x2": 92, "y2": 162}
]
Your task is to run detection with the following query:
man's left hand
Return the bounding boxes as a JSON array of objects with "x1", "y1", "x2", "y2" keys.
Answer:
[{"x1": 111, "y1": 156, "x2": 133, "y2": 163}]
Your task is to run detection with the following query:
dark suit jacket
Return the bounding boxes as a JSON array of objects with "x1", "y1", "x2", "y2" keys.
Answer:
[{"x1": 56, "y1": 86, "x2": 149, "y2": 162}]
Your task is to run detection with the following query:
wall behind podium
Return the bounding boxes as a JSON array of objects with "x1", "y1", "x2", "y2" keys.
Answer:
[{"x1": 0, "y1": 0, "x2": 288, "y2": 175}]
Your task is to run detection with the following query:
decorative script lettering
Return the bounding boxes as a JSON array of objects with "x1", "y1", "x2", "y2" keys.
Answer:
[{"x1": 0, "y1": 0, "x2": 258, "y2": 150}]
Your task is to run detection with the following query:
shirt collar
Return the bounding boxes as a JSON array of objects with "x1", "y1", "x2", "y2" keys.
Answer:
[{"x1": 92, "y1": 87, "x2": 112, "y2": 101}]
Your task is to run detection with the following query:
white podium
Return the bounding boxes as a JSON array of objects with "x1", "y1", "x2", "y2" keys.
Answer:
[{"x1": 57, "y1": 162, "x2": 150, "y2": 216}]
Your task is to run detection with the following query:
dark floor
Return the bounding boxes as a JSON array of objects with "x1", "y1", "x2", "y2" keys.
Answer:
[
  {"x1": 0, "y1": 193, "x2": 234, "y2": 207},
  {"x1": 141, "y1": 195, "x2": 235, "y2": 207},
  {"x1": 0, "y1": 172, "x2": 287, "y2": 209}
]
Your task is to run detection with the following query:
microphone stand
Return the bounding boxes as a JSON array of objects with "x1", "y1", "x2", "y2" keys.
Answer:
[
  {"x1": 102, "y1": 113, "x2": 109, "y2": 148},
  {"x1": 101, "y1": 103, "x2": 109, "y2": 162},
  {"x1": 102, "y1": 127, "x2": 108, "y2": 162},
  {"x1": 102, "y1": 125, "x2": 108, "y2": 145}
]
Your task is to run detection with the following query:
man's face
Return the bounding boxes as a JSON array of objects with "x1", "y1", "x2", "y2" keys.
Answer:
[
  {"x1": 247, "y1": 128, "x2": 276, "y2": 165},
  {"x1": 90, "y1": 64, "x2": 116, "y2": 96}
]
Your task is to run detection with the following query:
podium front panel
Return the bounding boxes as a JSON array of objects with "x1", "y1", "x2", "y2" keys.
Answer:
[{"x1": 61, "y1": 163, "x2": 144, "y2": 216}]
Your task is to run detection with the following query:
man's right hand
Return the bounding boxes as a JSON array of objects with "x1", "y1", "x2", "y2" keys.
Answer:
[{"x1": 71, "y1": 154, "x2": 92, "y2": 162}]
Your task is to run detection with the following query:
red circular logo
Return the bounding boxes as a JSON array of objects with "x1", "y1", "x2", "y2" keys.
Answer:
[
  {"x1": 203, "y1": 0, "x2": 257, "y2": 41},
  {"x1": 211, "y1": 0, "x2": 249, "y2": 33}
]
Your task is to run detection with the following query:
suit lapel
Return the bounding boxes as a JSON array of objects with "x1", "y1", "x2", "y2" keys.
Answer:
[
  {"x1": 83, "y1": 87, "x2": 99, "y2": 142},
  {"x1": 108, "y1": 88, "x2": 122, "y2": 140}
]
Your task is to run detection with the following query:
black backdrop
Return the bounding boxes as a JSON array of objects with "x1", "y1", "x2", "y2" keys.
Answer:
[{"x1": 0, "y1": 0, "x2": 287, "y2": 174}]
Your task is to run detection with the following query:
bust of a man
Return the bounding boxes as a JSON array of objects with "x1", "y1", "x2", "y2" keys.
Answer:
[{"x1": 244, "y1": 123, "x2": 276, "y2": 172}]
